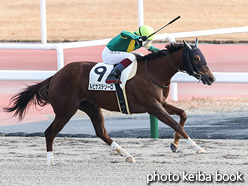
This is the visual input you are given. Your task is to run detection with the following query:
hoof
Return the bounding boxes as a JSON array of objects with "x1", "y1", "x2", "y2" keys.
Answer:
[
  {"x1": 170, "y1": 143, "x2": 178, "y2": 153},
  {"x1": 125, "y1": 156, "x2": 136, "y2": 163},
  {"x1": 196, "y1": 148, "x2": 207, "y2": 154}
]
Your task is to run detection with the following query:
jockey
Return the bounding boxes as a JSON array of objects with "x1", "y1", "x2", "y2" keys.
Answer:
[{"x1": 102, "y1": 25, "x2": 161, "y2": 84}]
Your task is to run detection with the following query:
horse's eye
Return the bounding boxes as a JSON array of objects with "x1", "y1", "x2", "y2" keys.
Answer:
[{"x1": 194, "y1": 57, "x2": 200, "y2": 61}]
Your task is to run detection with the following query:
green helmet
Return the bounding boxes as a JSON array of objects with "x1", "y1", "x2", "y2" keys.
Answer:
[{"x1": 136, "y1": 25, "x2": 154, "y2": 40}]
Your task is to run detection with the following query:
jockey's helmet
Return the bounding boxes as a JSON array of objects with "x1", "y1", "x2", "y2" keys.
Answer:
[{"x1": 136, "y1": 25, "x2": 154, "y2": 40}]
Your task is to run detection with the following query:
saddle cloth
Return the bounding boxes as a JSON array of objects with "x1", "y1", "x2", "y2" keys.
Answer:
[
  {"x1": 88, "y1": 60, "x2": 137, "y2": 91},
  {"x1": 88, "y1": 61, "x2": 137, "y2": 114}
]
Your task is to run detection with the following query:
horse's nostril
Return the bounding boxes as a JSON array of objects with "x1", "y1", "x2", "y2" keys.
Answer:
[{"x1": 208, "y1": 77, "x2": 215, "y2": 82}]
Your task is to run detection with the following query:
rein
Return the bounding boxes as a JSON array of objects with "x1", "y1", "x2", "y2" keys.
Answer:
[
  {"x1": 145, "y1": 57, "x2": 169, "y2": 89},
  {"x1": 166, "y1": 53, "x2": 183, "y2": 73}
]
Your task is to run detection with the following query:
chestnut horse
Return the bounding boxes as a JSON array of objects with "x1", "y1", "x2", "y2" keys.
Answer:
[{"x1": 4, "y1": 39, "x2": 215, "y2": 165}]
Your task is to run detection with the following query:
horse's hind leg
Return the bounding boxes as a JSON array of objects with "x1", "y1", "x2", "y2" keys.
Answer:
[
  {"x1": 79, "y1": 101, "x2": 135, "y2": 163},
  {"x1": 45, "y1": 106, "x2": 78, "y2": 166},
  {"x1": 162, "y1": 102, "x2": 187, "y2": 152}
]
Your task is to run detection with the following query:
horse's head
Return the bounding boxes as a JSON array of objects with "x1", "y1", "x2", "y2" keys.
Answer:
[{"x1": 183, "y1": 38, "x2": 215, "y2": 85}]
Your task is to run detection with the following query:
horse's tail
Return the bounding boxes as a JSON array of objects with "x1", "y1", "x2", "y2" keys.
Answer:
[{"x1": 3, "y1": 76, "x2": 53, "y2": 121}]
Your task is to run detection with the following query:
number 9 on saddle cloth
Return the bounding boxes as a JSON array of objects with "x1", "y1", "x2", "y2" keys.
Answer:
[{"x1": 88, "y1": 61, "x2": 137, "y2": 114}]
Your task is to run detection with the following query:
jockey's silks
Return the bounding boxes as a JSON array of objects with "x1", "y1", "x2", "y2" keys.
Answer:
[{"x1": 106, "y1": 31, "x2": 160, "y2": 53}]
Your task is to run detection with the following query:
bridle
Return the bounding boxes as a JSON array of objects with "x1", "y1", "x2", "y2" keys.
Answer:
[
  {"x1": 182, "y1": 47, "x2": 208, "y2": 81},
  {"x1": 145, "y1": 45, "x2": 208, "y2": 89}
]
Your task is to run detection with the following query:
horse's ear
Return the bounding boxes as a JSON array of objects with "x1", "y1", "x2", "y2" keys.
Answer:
[
  {"x1": 183, "y1": 40, "x2": 192, "y2": 51},
  {"x1": 195, "y1": 38, "x2": 198, "y2": 47}
]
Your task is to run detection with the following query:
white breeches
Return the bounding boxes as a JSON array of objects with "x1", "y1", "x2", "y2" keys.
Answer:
[{"x1": 102, "y1": 47, "x2": 136, "y2": 65}]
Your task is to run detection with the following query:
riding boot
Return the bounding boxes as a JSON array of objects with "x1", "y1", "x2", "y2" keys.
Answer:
[{"x1": 106, "y1": 58, "x2": 132, "y2": 84}]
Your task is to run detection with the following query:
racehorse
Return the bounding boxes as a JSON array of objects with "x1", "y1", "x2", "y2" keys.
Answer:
[{"x1": 4, "y1": 39, "x2": 215, "y2": 165}]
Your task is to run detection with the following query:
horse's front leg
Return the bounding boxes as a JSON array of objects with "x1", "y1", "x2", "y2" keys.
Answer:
[
  {"x1": 147, "y1": 101, "x2": 206, "y2": 154},
  {"x1": 162, "y1": 102, "x2": 187, "y2": 152},
  {"x1": 110, "y1": 142, "x2": 136, "y2": 163}
]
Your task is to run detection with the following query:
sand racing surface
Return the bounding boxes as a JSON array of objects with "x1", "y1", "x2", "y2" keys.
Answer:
[{"x1": 0, "y1": 137, "x2": 247, "y2": 186}]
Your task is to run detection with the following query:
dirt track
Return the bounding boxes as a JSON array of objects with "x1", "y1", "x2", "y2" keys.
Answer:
[{"x1": 0, "y1": 137, "x2": 247, "y2": 186}]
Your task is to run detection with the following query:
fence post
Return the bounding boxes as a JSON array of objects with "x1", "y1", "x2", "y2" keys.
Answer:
[
  {"x1": 56, "y1": 45, "x2": 64, "y2": 70},
  {"x1": 171, "y1": 82, "x2": 178, "y2": 101},
  {"x1": 40, "y1": 0, "x2": 47, "y2": 44},
  {"x1": 137, "y1": 0, "x2": 144, "y2": 26},
  {"x1": 150, "y1": 115, "x2": 159, "y2": 138}
]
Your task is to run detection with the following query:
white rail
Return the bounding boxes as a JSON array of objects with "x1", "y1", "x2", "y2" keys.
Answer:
[
  {"x1": 0, "y1": 39, "x2": 111, "y2": 71},
  {"x1": 155, "y1": 26, "x2": 248, "y2": 42},
  {"x1": 172, "y1": 72, "x2": 248, "y2": 84},
  {"x1": 0, "y1": 70, "x2": 247, "y2": 84},
  {"x1": 0, "y1": 70, "x2": 56, "y2": 81}
]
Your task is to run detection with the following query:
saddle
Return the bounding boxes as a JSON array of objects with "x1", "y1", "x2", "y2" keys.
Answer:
[{"x1": 88, "y1": 60, "x2": 137, "y2": 114}]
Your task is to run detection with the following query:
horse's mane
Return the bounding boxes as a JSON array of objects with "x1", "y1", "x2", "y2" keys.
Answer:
[
  {"x1": 166, "y1": 42, "x2": 184, "y2": 53},
  {"x1": 137, "y1": 42, "x2": 184, "y2": 61}
]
